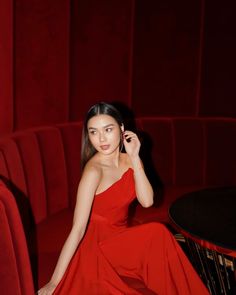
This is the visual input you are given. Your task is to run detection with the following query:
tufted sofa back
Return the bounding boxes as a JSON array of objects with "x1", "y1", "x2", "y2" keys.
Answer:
[
  {"x1": 0, "y1": 184, "x2": 34, "y2": 294},
  {"x1": 137, "y1": 117, "x2": 236, "y2": 187},
  {"x1": 0, "y1": 123, "x2": 83, "y2": 224},
  {"x1": 0, "y1": 118, "x2": 236, "y2": 225}
]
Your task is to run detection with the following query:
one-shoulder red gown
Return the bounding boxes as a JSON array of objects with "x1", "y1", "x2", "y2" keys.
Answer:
[{"x1": 53, "y1": 168, "x2": 209, "y2": 295}]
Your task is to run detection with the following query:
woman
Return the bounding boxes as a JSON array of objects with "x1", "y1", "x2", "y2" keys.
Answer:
[{"x1": 38, "y1": 102, "x2": 209, "y2": 295}]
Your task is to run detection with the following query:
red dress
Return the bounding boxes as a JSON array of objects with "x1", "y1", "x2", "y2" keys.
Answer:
[{"x1": 53, "y1": 168, "x2": 209, "y2": 295}]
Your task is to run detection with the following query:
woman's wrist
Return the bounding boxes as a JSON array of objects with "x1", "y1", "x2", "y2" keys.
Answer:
[
  {"x1": 49, "y1": 279, "x2": 57, "y2": 288},
  {"x1": 129, "y1": 156, "x2": 143, "y2": 170}
]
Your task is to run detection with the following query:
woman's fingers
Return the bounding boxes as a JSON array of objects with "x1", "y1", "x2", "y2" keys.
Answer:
[
  {"x1": 122, "y1": 130, "x2": 141, "y2": 157},
  {"x1": 123, "y1": 131, "x2": 138, "y2": 142},
  {"x1": 37, "y1": 288, "x2": 52, "y2": 295}
]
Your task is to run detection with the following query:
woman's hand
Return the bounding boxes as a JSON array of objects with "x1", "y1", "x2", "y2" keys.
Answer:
[
  {"x1": 123, "y1": 131, "x2": 141, "y2": 158},
  {"x1": 37, "y1": 281, "x2": 57, "y2": 295}
]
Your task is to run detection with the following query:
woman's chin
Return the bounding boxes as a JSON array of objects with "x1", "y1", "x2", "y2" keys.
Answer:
[{"x1": 99, "y1": 146, "x2": 120, "y2": 155}]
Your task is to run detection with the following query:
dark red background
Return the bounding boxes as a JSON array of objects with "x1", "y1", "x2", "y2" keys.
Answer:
[
  {"x1": 1, "y1": 2, "x2": 236, "y2": 291},
  {"x1": 1, "y1": 0, "x2": 236, "y2": 136}
]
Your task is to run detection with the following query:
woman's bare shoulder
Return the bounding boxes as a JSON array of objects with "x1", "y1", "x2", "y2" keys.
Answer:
[{"x1": 82, "y1": 156, "x2": 102, "y2": 181}]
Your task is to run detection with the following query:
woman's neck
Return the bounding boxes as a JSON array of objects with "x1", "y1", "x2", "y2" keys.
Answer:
[{"x1": 98, "y1": 149, "x2": 122, "y2": 168}]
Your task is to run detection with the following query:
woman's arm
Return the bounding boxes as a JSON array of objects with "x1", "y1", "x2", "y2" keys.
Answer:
[
  {"x1": 38, "y1": 165, "x2": 101, "y2": 294},
  {"x1": 123, "y1": 131, "x2": 154, "y2": 208},
  {"x1": 130, "y1": 156, "x2": 153, "y2": 207}
]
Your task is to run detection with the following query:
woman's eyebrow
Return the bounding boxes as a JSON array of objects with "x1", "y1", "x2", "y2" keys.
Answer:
[
  {"x1": 103, "y1": 124, "x2": 115, "y2": 128},
  {"x1": 88, "y1": 124, "x2": 115, "y2": 130}
]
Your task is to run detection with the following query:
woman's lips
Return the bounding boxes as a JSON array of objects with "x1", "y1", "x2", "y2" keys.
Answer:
[{"x1": 100, "y1": 144, "x2": 110, "y2": 150}]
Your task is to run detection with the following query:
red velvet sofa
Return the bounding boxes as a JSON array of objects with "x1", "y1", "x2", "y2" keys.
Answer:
[
  {"x1": 0, "y1": 184, "x2": 34, "y2": 295},
  {"x1": 0, "y1": 117, "x2": 236, "y2": 291}
]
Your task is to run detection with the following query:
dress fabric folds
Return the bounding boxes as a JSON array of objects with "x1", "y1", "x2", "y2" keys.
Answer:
[{"x1": 53, "y1": 168, "x2": 209, "y2": 295}]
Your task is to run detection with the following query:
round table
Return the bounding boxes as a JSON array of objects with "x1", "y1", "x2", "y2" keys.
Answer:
[{"x1": 169, "y1": 186, "x2": 236, "y2": 295}]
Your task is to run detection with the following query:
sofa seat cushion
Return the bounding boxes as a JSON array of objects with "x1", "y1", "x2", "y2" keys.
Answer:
[{"x1": 36, "y1": 209, "x2": 73, "y2": 287}]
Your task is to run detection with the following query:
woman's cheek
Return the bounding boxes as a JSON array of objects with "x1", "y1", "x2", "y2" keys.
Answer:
[{"x1": 89, "y1": 136, "x2": 97, "y2": 148}]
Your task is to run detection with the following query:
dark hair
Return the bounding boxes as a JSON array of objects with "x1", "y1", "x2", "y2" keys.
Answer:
[{"x1": 81, "y1": 102, "x2": 124, "y2": 169}]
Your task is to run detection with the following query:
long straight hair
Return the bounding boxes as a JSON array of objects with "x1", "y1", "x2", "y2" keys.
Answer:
[{"x1": 81, "y1": 102, "x2": 124, "y2": 169}]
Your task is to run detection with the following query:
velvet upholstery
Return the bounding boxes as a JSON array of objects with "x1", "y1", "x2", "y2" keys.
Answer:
[
  {"x1": 200, "y1": 0, "x2": 236, "y2": 117},
  {"x1": 132, "y1": 0, "x2": 202, "y2": 117},
  {"x1": 1, "y1": 1, "x2": 236, "y2": 136},
  {"x1": 0, "y1": 0, "x2": 13, "y2": 135},
  {"x1": 14, "y1": 0, "x2": 70, "y2": 130},
  {"x1": 70, "y1": 0, "x2": 133, "y2": 120},
  {"x1": 0, "y1": 183, "x2": 34, "y2": 295},
  {"x1": 0, "y1": 118, "x2": 235, "y2": 290},
  {"x1": 174, "y1": 118, "x2": 204, "y2": 186}
]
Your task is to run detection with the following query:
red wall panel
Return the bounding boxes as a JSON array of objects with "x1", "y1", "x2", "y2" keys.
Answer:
[
  {"x1": 14, "y1": 0, "x2": 70, "y2": 129},
  {"x1": 0, "y1": 0, "x2": 14, "y2": 135},
  {"x1": 69, "y1": 0, "x2": 134, "y2": 121},
  {"x1": 132, "y1": 0, "x2": 202, "y2": 117},
  {"x1": 1, "y1": 0, "x2": 236, "y2": 139},
  {"x1": 199, "y1": 0, "x2": 236, "y2": 117}
]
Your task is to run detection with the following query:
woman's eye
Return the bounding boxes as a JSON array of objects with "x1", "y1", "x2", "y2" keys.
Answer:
[
  {"x1": 90, "y1": 130, "x2": 96, "y2": 135},
  {"x1": 106, "y1": 128, "x2": 112, "y2": 132}
]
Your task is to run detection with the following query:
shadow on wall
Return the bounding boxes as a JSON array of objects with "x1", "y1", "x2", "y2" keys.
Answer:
[
  {"x1": 0, "y1": 175, "x2": 38, "y2": 290},
  {"x1": 112, "y1": 101, "x2": 164, "y2": 214}
]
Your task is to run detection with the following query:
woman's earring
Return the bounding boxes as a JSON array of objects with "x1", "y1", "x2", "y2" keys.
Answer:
[{"x1": 120, "y1": 131, "x2": 124, "y2": 151}]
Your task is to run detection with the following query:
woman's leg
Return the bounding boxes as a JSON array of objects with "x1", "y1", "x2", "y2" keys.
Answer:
[{"x1": 99, "y1": 222, "x2": 210, "y2": 295}]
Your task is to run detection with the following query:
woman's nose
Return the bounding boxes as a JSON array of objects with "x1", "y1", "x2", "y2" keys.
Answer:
[{"x1": 99, "y1": 132, "x2": 106, "y2": 142}]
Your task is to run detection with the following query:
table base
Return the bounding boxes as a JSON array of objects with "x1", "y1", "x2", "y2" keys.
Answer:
[{"x1": 175, "y1": 234, "x2": 236, "y2": 295}]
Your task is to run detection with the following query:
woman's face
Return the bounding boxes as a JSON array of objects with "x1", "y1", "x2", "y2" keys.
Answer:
[{"x1": 87, "y1": 114, "x2": 122, "y2": 155}]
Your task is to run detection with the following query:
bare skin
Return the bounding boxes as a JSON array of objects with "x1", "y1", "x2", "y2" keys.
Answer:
[{"x1": 37, "y1": 114, "x2": 153, "y2": 295}]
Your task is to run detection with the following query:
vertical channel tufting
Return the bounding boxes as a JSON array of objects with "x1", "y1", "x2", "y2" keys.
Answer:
[
  {"x1": 0, "y1": 139, "x2": 27, "y2": 196},
  {"x1": 173, "y1": 118, "x2": 205, "y2": 186},
  {"x1": 141, "y1": 118, "x2": 174, "y2": 186},
  {"x1": 0, "y1": 201, "x2": 21, "y2": 294},
  {"x1": 0, "y1": 150, "x2": 10, "y2": 180},
  {"x1": 170, "y1": 119, "x2": 176, "y2": 186},
  {"x1": 14, "y1": 131, "x2": 47, "y2": 224},
  {"x1": 57, "y1": 123, "x2": 82, "y2": 209},
  {"x1": 205, "y1": 119, "x2": 236, "y2": 187},
  {"x1": 36, "y1": 127, "x2": 69, "y2": 217},
  {"x1": 201, "y1": 119, "x2": 207, "y2": 187},
  {"x1": 0, "y1": 185, "x2": 34, "y2": 294}
]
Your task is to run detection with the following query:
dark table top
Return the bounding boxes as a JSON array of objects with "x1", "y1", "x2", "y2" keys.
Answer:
[{"x1": 169, "y1": 187, "x2": 236, "y2": 256}]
